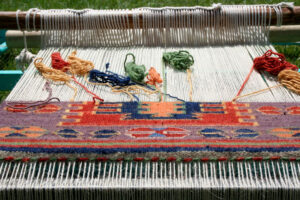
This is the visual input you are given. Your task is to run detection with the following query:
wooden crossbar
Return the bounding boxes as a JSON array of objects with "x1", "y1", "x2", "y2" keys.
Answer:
[{"x1": 0, "y1": 7, "x2": 299, "y2": 30}]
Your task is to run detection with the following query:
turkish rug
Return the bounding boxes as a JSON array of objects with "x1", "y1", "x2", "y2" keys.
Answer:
[{"x1": 1, "y1": 101, "x2": 300, "y2": 161}]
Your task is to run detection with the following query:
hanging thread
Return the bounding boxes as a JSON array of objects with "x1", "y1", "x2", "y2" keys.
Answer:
[
  {"x1": 124, "y1": 53, "x2": 147, "y2": 83},
  {"x1": 234, "y1": 50, "x2": 298, "y2": 100},
  {"x1": 34, "y1": 58, "x2": 77, "y2": 101},
  {"x1": 15, "y1": 9, "x2": 37, "y2": 71},
  {"x1": 163, "y1": 50, "x2": 194, "y2": 101},
  {"x1": 6, "y1": 81, "x2": 60, "y2": 110}
]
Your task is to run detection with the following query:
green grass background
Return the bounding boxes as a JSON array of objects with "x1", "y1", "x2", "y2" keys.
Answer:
[{"x1": 0, "y1": 0, "x2": 300, "y2": 100}]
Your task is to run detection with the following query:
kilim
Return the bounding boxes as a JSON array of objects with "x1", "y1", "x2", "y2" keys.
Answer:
[
  {"x1": 1, "y1": 101, "x2": 300, "y2": 159},
  {"x1": 0, "y1": 3, "x2": 300, "y2": 200}
]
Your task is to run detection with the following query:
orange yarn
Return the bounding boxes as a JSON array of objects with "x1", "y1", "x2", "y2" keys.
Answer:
[
  {"x1": 67, "y1": 51, "x2": 94, "y2": 76},
  {"x1": 232, "y1": 69, "x2": 300, "y2": 101},
  {"x1": 146, "y1": 67, "x2": 163, "y2": 87},
  {"x1": 34, "y1": 58, "x2": 77, "y2": 101},
  {"x1": 34, "y1": 58, "x2": 71, "y2": 83},
  {"x1": 278, "y1": 70, "x2": 300, "y2": 95}
]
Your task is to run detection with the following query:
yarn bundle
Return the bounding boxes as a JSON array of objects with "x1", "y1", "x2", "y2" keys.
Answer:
[
  {"x1": 163, "y1": 51, "x2": 194, "y2": 71},
  {"x1": 124, "y1": 53, "x2": 147, "y2": 84},
  {"x1": 33, "y1": 51, "x2": 195, "y2": 102},
  {"x1": 233, "y1": 50, "x2": 299, "y2": 101},
  {"x1": 163, "y1": 50, "x2": 194, "y2": 101}
]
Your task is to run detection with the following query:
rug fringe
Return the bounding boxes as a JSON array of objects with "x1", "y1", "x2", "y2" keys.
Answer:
[{"x1": 0, "y1": 160, "x2": 299, "y2": 199}]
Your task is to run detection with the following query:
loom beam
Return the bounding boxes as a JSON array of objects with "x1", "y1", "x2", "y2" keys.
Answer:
[
  {"x1": 5, "y1": 25, "x2": 300, "y2": 48},
  {"x1": 0, "y1": 7, "x2": 299, "y2": 30}
]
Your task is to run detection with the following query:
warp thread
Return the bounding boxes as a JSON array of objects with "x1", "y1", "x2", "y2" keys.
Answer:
[
  {"x1": 233, "y1": 50, "x2": 299, "y2": 101},
  {"x1": 124, "y1": 53, "x2": 147, "y2": 83},
  {"x1": 163, "y1": 50, "x2": 194, "y2": 101},
  {"x1": 6, "y1": 81, "x2": 60, "y2": 110}
]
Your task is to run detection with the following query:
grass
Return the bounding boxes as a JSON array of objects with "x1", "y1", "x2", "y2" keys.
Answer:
[{"x1": 0, "y1": 0, "x2": 299, "y2": 100}]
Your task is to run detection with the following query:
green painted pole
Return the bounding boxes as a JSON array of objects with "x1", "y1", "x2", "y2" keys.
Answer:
[{"x1": 0, "y1": 70, "x2": 23, "y2": 91}]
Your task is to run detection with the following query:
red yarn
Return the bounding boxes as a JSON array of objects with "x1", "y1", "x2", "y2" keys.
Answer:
[
  {"x1": 72, "y1": 76, "x2": 104, "y2": 103},
  {"x1": 51, "y1": 52, "x2": 70, "y2": 72},
  {"x1": 234, "y1": 50, "x2": 298, "y2": 99},
  {"x1": 253, "y1": 50, "x2": 297, "y2": 76},
  {"x1": 50, "y1": 52, "x2": 104, "y2": 103}
]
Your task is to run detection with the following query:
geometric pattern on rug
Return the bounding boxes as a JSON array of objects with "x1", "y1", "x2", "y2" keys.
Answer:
[{"x1": 1, "y1": 101, "x2": 300, "y2": 158}]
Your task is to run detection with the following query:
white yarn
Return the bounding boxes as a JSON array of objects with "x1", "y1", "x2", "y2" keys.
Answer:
[
  {"x1": 15, "y1": 49, "x2": 36, "y2": 71},
  {"x1": 0, "y1": 161, "x2": 299, "y2": 191},
  {"x1": 36, "y1": 4, "x2": 286, "y2": 47},
  {"x1": 15, "y1": 9, "x2": 38, "y2": 71}
]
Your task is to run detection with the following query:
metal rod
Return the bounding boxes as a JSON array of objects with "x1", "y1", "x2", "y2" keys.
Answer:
[{"x1": 0, "y1": 7, "x2": 299, "y2": 30}]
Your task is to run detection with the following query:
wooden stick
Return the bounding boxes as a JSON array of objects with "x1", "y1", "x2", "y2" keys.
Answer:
[
  {"x1": 0, "y1": 7, "x2": 299, "y2": 30},
  {"x1": 6, "y1": 25, "x2": 300, "y2": 48}
]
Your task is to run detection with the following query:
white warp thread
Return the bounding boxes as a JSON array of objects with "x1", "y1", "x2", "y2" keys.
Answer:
[{"x1": 35, "y1": 4, "x2": 285, "y2": 47}]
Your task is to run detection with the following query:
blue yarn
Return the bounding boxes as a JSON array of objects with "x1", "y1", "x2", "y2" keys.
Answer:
[
  {"x1": 89, "y1": 63, "x2": 133, "y2": 87},
  {"x1": 143, "y1": 85, "x2": 185, "y2": 102},
  {"x1": 89, "y1": 63, "x2": 184, "y2": 102}
]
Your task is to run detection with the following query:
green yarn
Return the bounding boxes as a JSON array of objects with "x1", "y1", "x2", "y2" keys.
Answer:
[
  {"x1": 163, "y1": 50, "x2": 194, "y2": 71},
  {"x1": 124, "y1": 53, "x2": 147, "y2": 83}
]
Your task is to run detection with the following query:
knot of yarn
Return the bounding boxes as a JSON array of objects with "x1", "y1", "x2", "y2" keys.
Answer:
[
  {"x1": 253, "y1": 50, "x2": 298, "y2": 76},
  {"x1": 124, "y1": 53, "x2": 147, "y2": 83},
  {"x1": 67, "y1": 51, "x2": 94, "y2": 76},
  {"x1": 146, "y1": 67, "x2": 163, "y2": 87},
  {"x1": 89, "y1": 63, "x2": 131, "y2": 87},
  {"x1": 51, "y1": 52, "x2": 70, "y2": 72},
  {"x1": 278, "y1": 70, "x2": 300, "y2": 95},
  {"x1": 163, "y1": 50, "x2": 194, "y2": 71},
  {"x1": 34, "y1": 58, "x2": 72, "y2": 83},
  {"x1": 15, "y1": 49, "x2": 36, "y2": 71}
]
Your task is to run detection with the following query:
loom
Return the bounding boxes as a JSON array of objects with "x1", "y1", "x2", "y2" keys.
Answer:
[{"x1": 0, "y1": 3, "x2": 300, "y2": 199}]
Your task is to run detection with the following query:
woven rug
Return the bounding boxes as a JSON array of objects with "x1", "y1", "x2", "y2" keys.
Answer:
[{"x1": 1, "y1": 101, "x2": 300, "y2": 161}]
